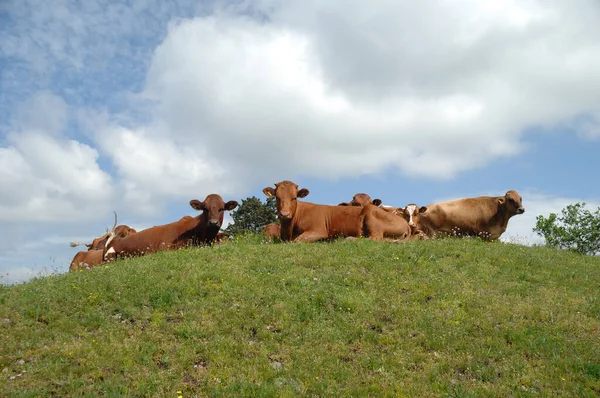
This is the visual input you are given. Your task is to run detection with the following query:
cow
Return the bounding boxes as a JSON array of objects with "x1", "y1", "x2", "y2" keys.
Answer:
[
  {"x1": 69, "y1": 213, "x2": 138, "y2": 272},
  {"x1": 103, "y1": 194, "x2": 238, "y2": 261},
  {"x1": 69, "y1": 250, "x2": 104, "y2": 272},
  {"x1": 263, "y1": 180, "x2": 410, "y2": 242},
  {"x1": 400, "y1": 204, "x2": 429, "y2": 240},
  {"x1": 338, "y1": 193, "x2": 382, "y2": 207},
  {"x1": 262, "y1": 223, "x2": 281, "y2": 241},
  {"x1": 418, "y1": 190, "x2": 525, "y2": 241},
  {"x1": 365, "y1": 203, "x2": 428, "y2": 240}
]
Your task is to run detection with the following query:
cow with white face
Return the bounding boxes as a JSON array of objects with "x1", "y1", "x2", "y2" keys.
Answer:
[{"x1": 401, "y1": 204, "x2": 429, "y2": 240}]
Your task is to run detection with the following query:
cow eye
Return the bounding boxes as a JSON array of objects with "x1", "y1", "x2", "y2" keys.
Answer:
[
  {"x1": 292, "y1": 197, "x2": 297, "y2": 201},
  {"x1": 219, "y1": 208, "x2": 224, "y2": 212}
]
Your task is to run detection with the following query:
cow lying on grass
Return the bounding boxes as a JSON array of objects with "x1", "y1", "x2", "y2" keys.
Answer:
[
  {"x1": 263, "y1": 181, "x2": 410, "y2": 242},
  {"x1": 104, "y1": 194, "x2": 238, "y2": 261}
]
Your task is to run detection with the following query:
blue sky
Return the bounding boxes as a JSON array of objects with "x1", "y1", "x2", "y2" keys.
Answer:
[{"x1": 1, "y1": 0, "x2": 599, "y2": 284}]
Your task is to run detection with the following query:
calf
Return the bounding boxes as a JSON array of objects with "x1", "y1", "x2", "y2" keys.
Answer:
[
  {"x1": 104, "y1": 194, "x2": 238, "y2": 261},
  {"x1": 419, "y1": 190, "x2": 525, "y2": 241},
  {"x1": 263, "y1": 180, "x2": 410, "y2": 242}
]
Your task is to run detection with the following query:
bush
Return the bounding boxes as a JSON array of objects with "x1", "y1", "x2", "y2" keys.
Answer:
[
  {"x1": 225, "y1": 196, "x2": 278, "y2": 235},
  {"x1": 533, "y1": 202, "x2": 600, "y2": 255}
]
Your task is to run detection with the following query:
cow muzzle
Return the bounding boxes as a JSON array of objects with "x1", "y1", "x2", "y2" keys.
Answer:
[
  {"x1": 279, "y1": 210, "x2": 292, "y2": 220},
  {"x1": 516, "y1": 207, "x2": 525, "y2": 214},
  {"x1": 208, "y1": 220, "x2": 220, "y2": 226}
]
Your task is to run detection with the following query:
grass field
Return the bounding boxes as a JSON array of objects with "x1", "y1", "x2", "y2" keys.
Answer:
[{"x1": 1, "y1": 236, "x2": 599, "y2": 397}]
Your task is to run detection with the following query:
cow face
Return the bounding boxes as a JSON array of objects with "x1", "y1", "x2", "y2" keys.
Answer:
[
  {"x1": 499, "y1": 190, "x2": 525, "y2": 215},
  {"x1": 263, "y1": 180, "x2": 309, "y2": 221},
  {"x1": 190, "y1": 194, "x2": 239, "y2": 227},
  {"x1": 402, "y1": 204, "x2": 427, "y2": 230}
]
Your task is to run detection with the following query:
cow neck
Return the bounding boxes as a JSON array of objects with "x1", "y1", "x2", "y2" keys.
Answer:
[
  {"x1": 278, "y1": 201, "x2": 305, "y2": 241},
  {"x1": 491, "y1": 199, "x2": 510, "y2": 229},
  {"x1": 279, "y1": 217, "x2": 295, "y2": 241},
  {"x1": 183, "y1": 213, "x2": 205, "y2": 231}
]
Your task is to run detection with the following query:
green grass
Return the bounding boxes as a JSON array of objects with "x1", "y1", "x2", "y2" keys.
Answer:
[{"x1": 1, "y1": 236, "x2": 599, "y2": 397}]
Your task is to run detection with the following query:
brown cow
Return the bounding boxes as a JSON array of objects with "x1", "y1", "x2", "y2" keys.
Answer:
[
  {"x1": 419, "y1": 190, "x2": 525, "y2": 241},
  {"x1": 69, "y1": 250, "x2": 104, "y2": 272},
  {"x1": 263, "y1": 181, "x2": 410, "y2": 242},
  {"x1": 262, "y1": 223, "x2": 281, "y2": 241},
  {"x1": 338, "y1": 193, "x2": 382, "y2": 207},
  {"x1": 103, "y1": 194, "x2": 238, "y2": 261}
]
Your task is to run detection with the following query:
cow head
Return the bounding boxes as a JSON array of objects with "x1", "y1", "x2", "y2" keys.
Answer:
[
  {"x1": 401, "y1": 204, "x2": 427, "y2": 231},
  {"x1": 338, "y1": 193, "x2": 382, "y2": 207},
  {"x1": 499, "y1": 190, "x2": 525, "y2": 215},
  {"x1": 114, "y1": 225, "x2": 137, "y2": 237},
  {"x1": 190, "y1": 194, "x2": 239, "y2": 228},
  {"x1": 263, "y1": 180, "x2": 309, "y2": 221}
]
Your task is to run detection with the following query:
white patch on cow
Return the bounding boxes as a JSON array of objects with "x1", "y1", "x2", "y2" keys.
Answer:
[
  {"x1": 405, "y1": 204, "x2": 417, "y2": 226},
  {"x1": 105, "y1": 234, "x2": 116, "y2": 249},
  {"x1": 104, "y1": 247, "x2": 115, "y2": 259}
]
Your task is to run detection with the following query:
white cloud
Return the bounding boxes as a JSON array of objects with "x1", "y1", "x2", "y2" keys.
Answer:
[
  {"x1": 0, "y1": 131, "x2": 113, "y2": 222},
  {"x1": 95, "y1": 125, "x2": 235, "y2": 215},
  {"x1": 138, "y1": 1, "x2": 600, "y2": 183}
]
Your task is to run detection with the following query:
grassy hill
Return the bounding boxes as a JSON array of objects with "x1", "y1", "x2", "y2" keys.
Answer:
[{"x1": 1, "y1": 237, "x2": 599, "y2": 397}]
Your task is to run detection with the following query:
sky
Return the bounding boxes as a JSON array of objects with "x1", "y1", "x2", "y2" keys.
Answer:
[{"x1": 1, "y1": 0, "x2": 599, "y2": 284}]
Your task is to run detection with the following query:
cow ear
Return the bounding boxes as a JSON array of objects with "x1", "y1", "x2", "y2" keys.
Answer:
[
  {"x1": 298, "y1": 188, "x2": 310, "y2": 198},
  {"x1": 372, "y1": 199, "x2": 382, "y2": 206},
  {"x1": 338, "y1": 202, "x2": 350, "y2": 206},
  {"x1": 224, "y1": 200, "x2": 238, "y2": 211},
  {"x1": 419, "y1": 206, "x2": 428, "y2": 213},
  {"x1": 263, "y1": 187, "x2": 276, "y2": 197},
  {"x1": 190, "y1": 199, "x2": 205, "y2": 210},
  {"x1": 498, "y1": 197, "x2": 506, "y2": 205}
]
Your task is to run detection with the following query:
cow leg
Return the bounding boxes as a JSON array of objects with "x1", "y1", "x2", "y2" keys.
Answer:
[{"x1": 293, "y1": 231, "x2": 329, "y2": 243}]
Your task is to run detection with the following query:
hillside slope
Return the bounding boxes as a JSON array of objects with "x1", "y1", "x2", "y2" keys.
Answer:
[{"x1": 1, "y1": 238, "x2": 599, "y2": 397}]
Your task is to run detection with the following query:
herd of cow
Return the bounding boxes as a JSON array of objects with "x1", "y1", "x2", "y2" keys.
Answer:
[{"x1": 69, "y1": 180, "x2": 525, "y2": 271}]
